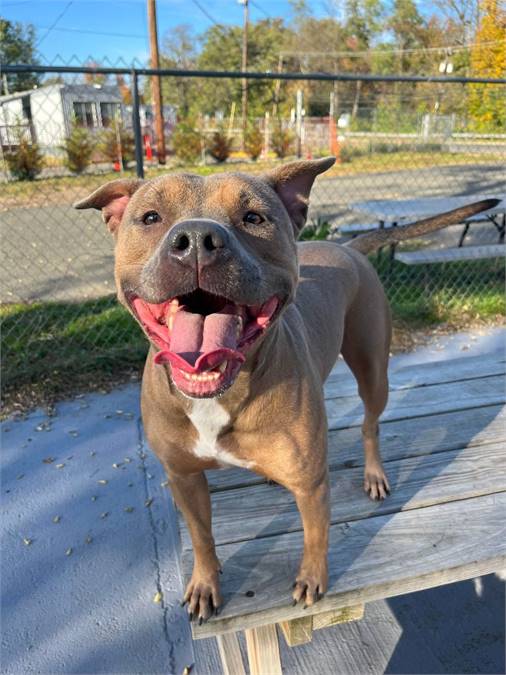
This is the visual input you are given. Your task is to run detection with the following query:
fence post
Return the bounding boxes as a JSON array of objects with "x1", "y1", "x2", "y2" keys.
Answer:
[{"x1": 131, "y1": 70, "x2": 144, "y2": 179}]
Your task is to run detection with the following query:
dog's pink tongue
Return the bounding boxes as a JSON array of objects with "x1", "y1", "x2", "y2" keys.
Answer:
[{"x1": 154, "y1": 310, "x2": 245, "y2": 372}]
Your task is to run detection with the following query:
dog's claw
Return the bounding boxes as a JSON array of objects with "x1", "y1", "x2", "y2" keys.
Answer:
[
  {"x1": 188, "y1": 612, "x2": 193, "y2": 621},
  {"x1": 198, "y1": 617, "x2": 203, "y2": 626}
]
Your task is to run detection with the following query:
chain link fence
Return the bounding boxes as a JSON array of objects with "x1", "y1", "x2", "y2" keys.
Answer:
[{"x1": 1, "y1": 60, "x2": 505, "y2": 405}]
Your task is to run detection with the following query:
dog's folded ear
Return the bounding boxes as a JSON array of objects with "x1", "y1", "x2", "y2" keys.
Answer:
[
  {"x1": 73, "y1": 178, "x2": 144, "y2": 233},
  {"x1": 264, "y1": 157, "x2": 335, "y2": 234}
]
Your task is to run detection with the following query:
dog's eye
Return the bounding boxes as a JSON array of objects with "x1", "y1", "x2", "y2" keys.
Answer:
[
  {"x1": 142, "y1": 211, "x2": 161, "y2": 225},
  {"x1": 243, "y1": 211, "x2": 264, "y2": 225}
]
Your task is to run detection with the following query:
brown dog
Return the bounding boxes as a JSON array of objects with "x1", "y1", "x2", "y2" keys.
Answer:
[{"x1": 75, "y1": 159, "x2": 496, "y2": 622}]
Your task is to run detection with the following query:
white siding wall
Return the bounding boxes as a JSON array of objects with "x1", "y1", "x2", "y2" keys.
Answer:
[{"x1": 30, "y1": 86, "x2": 66, "y2": 149}]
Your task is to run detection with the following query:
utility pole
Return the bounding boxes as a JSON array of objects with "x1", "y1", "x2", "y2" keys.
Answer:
[
  {"x1": 147, "y1": 0, "x2": 166, "y2": 164},
  {"x1": 239, "y1": 0, "x2": 249, "y2": 149}
]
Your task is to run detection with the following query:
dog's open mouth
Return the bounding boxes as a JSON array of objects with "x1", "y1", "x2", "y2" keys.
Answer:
[{"x1": 130, "y1": 289, "x2": 279, "y2": 397}]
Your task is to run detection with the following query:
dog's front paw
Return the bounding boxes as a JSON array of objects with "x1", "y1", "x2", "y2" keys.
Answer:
[
  {"x1": 364, "y1": 462, "x2": 390, "y2": 501},
  {"x1": 292, "y1": 557, "x2": 328, "y2": 608},
  {"x1": 182, "y1": 566, "x2": 222, "y2": 624}
]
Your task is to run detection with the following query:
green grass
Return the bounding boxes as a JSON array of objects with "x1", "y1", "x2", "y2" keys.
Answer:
[
  {"x1": 1, "y1": 296, "x2": 147, "y2": 412},
  {"x1": 373, "y1": 256, "x2": 506, "y2": 325}
]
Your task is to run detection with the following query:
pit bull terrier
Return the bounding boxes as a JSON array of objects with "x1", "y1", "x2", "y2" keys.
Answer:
[{"x1": 75, "y1": 159, "x2": 496, "y2": 623}]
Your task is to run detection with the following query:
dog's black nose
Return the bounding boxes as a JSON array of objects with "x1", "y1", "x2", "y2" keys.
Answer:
[{"x1": 167, "y1": 219, "x2": 229, "y2": 266}]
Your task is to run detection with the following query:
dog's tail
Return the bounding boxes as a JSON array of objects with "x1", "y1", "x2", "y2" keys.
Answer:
[{"x1": 345, "y1": 199, "x2": 500, "y2": 255}]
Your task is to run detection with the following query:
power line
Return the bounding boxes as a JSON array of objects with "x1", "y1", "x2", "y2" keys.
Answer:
[
  {"x1": 32, "y1": 24, "x2": 146, "y2": 39},
  {"x1": 189, "y1": 0, "x2": 219, "y2": 26},
  {"x1": 250, "y1": 0, "x2": 270, "y2": 18},
  {"x1": 36, "y1": 0, "x2": 74, "y2": 46}
]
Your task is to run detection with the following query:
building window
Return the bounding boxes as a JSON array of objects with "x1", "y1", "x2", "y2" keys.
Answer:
[
  {"x1": 73, "y1": 101, "x2": 95, "y2": 128},
  {"x1": 100, "y1": 102, "x2": 120, "y2": 127}
]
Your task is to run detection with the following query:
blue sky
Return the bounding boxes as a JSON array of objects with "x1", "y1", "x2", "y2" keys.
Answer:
[{"x1": 1, "y1": 0, "x2": 309, "y2": 65}]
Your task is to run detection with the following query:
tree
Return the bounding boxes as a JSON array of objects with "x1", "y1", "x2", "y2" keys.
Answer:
[
  {"x1": 159, "y1": 25, "x2": 198, "y2": 118},
  {"x1": 195, "y1": 19, "x2": 288, "y2": 118},
  {"x1": 434, "y1": 0, "x2": 481, "y2": 43},
  {"x1": 468, "y1": 0, "x2": 506, "y2": 130},
  {"x1": 342, "y1": 0, "x2": 384, "y2": 119},
  {"x1": 0, "y1": 19, "x2": 40, "y2": 94},
  {"x1": 388, "y1": 0, "x2": 427, "y2": 72}
]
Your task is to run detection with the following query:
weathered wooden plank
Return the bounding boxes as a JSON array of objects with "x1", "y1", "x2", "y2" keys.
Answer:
[
  {"x1": 191, "y1": 492, "x2": 506, "y2": 638},
  {"x1": 215, "y1": 631, "x2": 246, "y2": 675},
  {"x1": 182, "y1": 441, "x2": 506, "y2": 550},
  {"x1": 326, "y1": 374, "x2": 504, "y2": 431},
  {"x1": 325, "y1": 352, "x2": 505, "y2": 400},
  {"x1": 206, "y1": 404, "x2": 505, "y2": 492},
  {"x1": 312, "y1": 604, "x2": 365, "y2": 630},
  {"x1": 278, "y1": 615, "x2": 313, "y2": 647},
  {"x1": 244, "y1": 624, "x2": 282, "y2": 675}
]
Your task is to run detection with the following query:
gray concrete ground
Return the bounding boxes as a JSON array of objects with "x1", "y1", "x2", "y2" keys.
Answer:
[
  {"x1": 2, "y1": 326, "x2": 504, "y2": 674},
  {"x1": 1, "y1": 163, "x2": 504, "y2": 303}
]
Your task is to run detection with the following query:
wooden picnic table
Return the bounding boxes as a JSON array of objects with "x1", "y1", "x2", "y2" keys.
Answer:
[
  {"x1": 177, "y1": 352, "x2": 506, "y2": 674},
  {"x1": 352, "y1": 196, "x2": 506, "y2": 246}
]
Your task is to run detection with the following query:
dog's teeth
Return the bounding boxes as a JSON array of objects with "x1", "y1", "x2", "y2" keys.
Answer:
[{"x1": 218, "y1": 362, "x2": 227, "y2": 374}]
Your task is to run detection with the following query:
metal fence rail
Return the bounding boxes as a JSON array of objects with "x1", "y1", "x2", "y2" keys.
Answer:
[{"x1": 1, "y1": 61, "x2": 505, "y2": 400}]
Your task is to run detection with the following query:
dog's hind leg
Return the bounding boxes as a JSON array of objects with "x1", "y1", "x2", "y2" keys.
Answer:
[{"x1": 340, "y1": 257, "x2": 391, "y2": 500}]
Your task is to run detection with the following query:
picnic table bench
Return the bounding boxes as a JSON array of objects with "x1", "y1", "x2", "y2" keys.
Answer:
[
  {"x1": 177, "y1": 352, "x2": 506, "y2": 674},
  {"x1": 349, "y1": 196, "x2": 505, "y2": 243},
  {"x1": 395, "y1": 243, "x2": 506, "y2": 265}
]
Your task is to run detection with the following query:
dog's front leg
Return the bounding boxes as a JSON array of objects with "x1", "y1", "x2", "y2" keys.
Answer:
[
  {"x1": 168, "y1": 471, "x2": 222, "y2": 622},
  {"x1": 291, "y1": 471, "x2": 330, "y2": 607}
]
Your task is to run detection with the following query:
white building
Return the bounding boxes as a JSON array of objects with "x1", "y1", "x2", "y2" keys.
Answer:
[{"x1": 0, "y1": 83, "x2": 125, "y2": 153}]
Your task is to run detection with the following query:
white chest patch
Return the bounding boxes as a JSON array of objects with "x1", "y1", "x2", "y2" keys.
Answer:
[{"x1": 188, "y1": 399, "x2": 254, "y2": 470}]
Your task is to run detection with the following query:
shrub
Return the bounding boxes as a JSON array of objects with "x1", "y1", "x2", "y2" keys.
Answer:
[
  {"x1": 244, "y1": 123, "x2": 263, "y2": 161},
  {"x1": 5, "y1": 134, "x2": 44, "y2": 181},
  {"x1": 98, "y1": 122, "x2": 135, "y2": 170},
  {"x1": 299, "y1": 220, "x2": 331, "y2": 241},
  {"x1": 62, "y1": 124, "x2": 95, "y2": 174},
  {"x1": 338, "y1": 143, "x2": 364, "y2": 163},
  {"x1": 271, "y1": 123, "x2": 294, "y2": 159},
  {"x1": 172, "y1": 121, "x2": 202, "y2": 164},
  {"x1": 206, "y1": 123, "x2": 233, "y2": 163}
]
